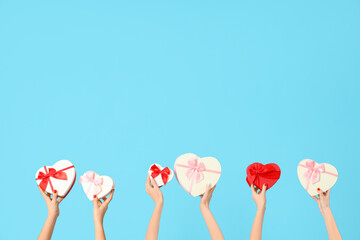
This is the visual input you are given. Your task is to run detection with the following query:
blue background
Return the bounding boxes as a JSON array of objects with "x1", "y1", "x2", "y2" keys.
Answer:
[{"x1": 0, "y1": 0, "x2": 359, "y2": 239}]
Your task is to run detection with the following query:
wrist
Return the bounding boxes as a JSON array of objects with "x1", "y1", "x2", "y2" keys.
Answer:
[
  {"x1": 257, "y1": 205, "x2": 266, "y2": 213},
  {"x1": 155, "y1": 201, "x2": 163, "y2": 209},
  {"x1": 200, "y1": 203, "x2": 210, "y2": 211},
  {"x1": 94, "y1": 218, "x2": 104, "y2": 225},
  {"x1": 47, "y1": 213, "x2": 58, "y2": 220},
  {"x1": 321, "y1": 206, "x2": 331, "y2": 216}
]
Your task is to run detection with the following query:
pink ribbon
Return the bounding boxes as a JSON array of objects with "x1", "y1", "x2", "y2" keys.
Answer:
[
  {"x1": 79, "y1": 171, "x2": 103, "y2": 196},
  {"x1": 185, "y1": 159, "x2": 206, "y2": 183},
  {"x1": 176, "y1": 159, "x2": 221, "y2": 194},
  {"x1": 299, "y1": 160, "x2": 338, "y2": 191}
]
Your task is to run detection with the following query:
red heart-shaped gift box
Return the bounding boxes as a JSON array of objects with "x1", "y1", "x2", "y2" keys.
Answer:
[{"x1": 246, "y1": 163, "x2": 281, "y2": 190}]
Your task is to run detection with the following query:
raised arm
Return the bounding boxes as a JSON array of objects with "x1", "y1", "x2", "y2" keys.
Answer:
[
  {"x1": 37, "y1": 187, "x2": 63, "y2": 240},
  {"x1": 145, "y1": 175, "x2": 164, "y2": 240},
  {"x1": 249, "y1": 184, "x2": 267, "y2": 240},
  {"x1": 311, "y1": 189, "x2": 342, "y2": 240},
  {"x1": 93, "y1": 190, "x2": 114, "y2": 240},
  {"x1": 199, "y1": 184, "x2": 225, "y2": 240}
]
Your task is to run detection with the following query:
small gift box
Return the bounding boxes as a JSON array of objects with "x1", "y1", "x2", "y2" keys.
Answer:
[
  {"x1": 35, "y1": 160, "x2": 76, "y2": 198},
  {"x1": 297, "y1": 159, "x2": 338, "y2": 196},
  {"x1": 246, "y1": 163, "x2": 281, "y2": 190},
  {"x1": 79, "y1": 171, "x2": 115, "y2": 200},
  {"x1": 174, "y1": 153, "x2": 221, "y2": 197},
  {"x1": 148, "y1": 164, "x2": 174, "y2": 187}
]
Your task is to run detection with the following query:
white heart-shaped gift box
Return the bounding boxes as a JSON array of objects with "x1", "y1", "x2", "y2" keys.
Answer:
[
  {"x1": 174, "y1": 153, "x2": 221, "y2": 197},
  {"x1": 148, "y1": 163, "x2": 174, "y2": 187},
  {"x1": 35, "y1": 160, "x2": 76, "y2": 198},
  {"x1": 79, "y1": 171, "x2": 115, "y2": 200},
  {"x1": 297, "y1": 159, "x2": 338, "y2": 196}
]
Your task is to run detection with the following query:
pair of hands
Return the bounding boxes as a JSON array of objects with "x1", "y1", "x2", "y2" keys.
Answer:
[
  {"x1": 39, "y1": 187, "x2": 114, "y2": 223},
  {"x1": 249, "y1": 183, "x2": 331, "y2": 215}
]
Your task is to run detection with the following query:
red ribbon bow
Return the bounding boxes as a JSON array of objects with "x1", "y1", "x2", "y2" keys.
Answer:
[
  {"x1": 150, "y1": 165, "x2": 171, "y2": 185},
  {"x1": 36, "y1": 167, "x2": 68, "y2": 191}
]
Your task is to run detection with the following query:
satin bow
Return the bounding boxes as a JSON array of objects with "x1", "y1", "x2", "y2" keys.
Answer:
[
  {"x1": 303, "y1": 160, "x2": 325, "y2": 184},
  {"x1": 185, "y1": 159, "x2": 206, "y2": 183},
  {"x1": 37, "y1": 168, "x2": 68, "y2": 191},
  {"x1": 150, "y1": 165, "x2": 171, "y2": 185},
  {"x1": 79, "y1": 171, "x2": 103, "y2": 195}
]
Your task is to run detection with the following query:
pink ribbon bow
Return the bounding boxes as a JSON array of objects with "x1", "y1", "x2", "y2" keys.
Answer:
[
  {"x1": 79, "y1": 171, "x2": 103, "y2": 196},
  {"x1": 303, "y1": 160, "x2": 325, "y2": 185},
  {"x1": 185, "y1": 159, "x2": 206, "y2": 183}
]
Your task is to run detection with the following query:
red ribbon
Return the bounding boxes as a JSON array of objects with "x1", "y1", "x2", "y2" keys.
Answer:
[
  {"x1": 36, "y1": 166, "x2": 73, "y2": 192},
  {"x1": 150, "y1": 165, "x2": 171, "y2": 185}
]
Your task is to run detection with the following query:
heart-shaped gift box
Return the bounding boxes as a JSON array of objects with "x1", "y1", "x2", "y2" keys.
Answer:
[
  {"x1": 246, "y1": 163, "x2": 281, "y2": 190},
  {"x1": 148, "y1": 164, "x2": 174, "y2": 187},
  {"x1": 297, "y1": 159, "x2": 338, "y2": 196},
  {"x1": 35, "y1": 160, "x2": 76, "y2": 198},
  {"x1": 174, "y1": 153, "x2": 221, "y2": 197},
  {"x1": 79, "y1": 171, "x2": 115, "y2": 200}
]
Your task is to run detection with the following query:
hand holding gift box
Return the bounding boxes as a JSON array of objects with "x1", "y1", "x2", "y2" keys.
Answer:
[
  {"x1": 148, "y1": 163, "x2": 174, "y2": 187},
  {"x1": 79, "y1": 171, "x2": 115, "y2": 200},
  {"x1": 174, "y1": 153, "x2": 221, "y2": 197},
  {"x1": 297, "y1": 159, "x2": 338, "y2": 196},
  {"x1": 246, "y1": 163, "x2": 281, "y2": 190},
  {"x1": 35, "y1": 160, "x2": 76, "y2": 198}
]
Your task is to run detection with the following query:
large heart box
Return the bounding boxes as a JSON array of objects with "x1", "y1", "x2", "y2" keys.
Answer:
[
  {"x1": 79, "y1": 171, "x2": 115, "y2": 201},
  {"x1": 297, "y1": 159, "x2": 338, "y2": 196},
  {"x1": 148, "y1": 163, "x2": 174, "y2": 187},
  {"x1": 35, "y1": 160, "x2": 76, "y2": 198},
  {"x1": 174, "y1": 153, "x2": 221, "y2": 197}
]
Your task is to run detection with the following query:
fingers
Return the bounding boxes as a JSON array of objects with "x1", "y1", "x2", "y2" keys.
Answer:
[
  {"x1": 261, "y1": 184, "x2": 267, "y2": 194},
  {"x1": 145, "y1": 173, "x2": 150, "y2": 187},
  {"x1": 104, "y1": 189, "x2": 114, "y2": 205},
  {"x1": 317, "y1": 188, "x2": 325, "y2": 198},
  {"x1": 52, "y1": 191, "x2": 58, "y2": 202},
  {"x1": 251, "y1": 184, "x2": 256, "y2": 194},
  {"x1": 311, "y1": 195, "x2": 319, "y2": 202},
  {"x1": 58, "y1": 197, "x2": 64, "y2": 204},
  {"x1": 38, "y1": 186, "x2": 49, "y2": 199},
  {"x1": 93, "y1": 197, "x2": 101, "y2": 207},
  {"x1": 150, "y1": 176, "x2": 159, "y2": 188}
]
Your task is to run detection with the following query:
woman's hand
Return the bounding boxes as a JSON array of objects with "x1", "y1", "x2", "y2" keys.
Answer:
[
  {"x1": 251, "y1": 184, "x2": 267, "y2": 211},
  {"x1": 145, "y1": 175, "x2": 164, "y2": 240},
  {"x1": 37, "y1": 187, "x2": 63, "y2": 240},
  {"x1": 199, "y1": 184, "x2": 224, "y2": 240},
  {"x1": 145, "y1": 175, "x2": 163, "y2": 206},
  {"x1": 311, "y1": 188, "x2": 330, "y2": 215},
  {"x1": 38, "y1": 187, "x2": 63, "y2": 218},
  {"x1": 200, "y1": 184, "x2": 216, "y2": 210},
  {"x1": 311, "y1": 189, "x2": 342, "y2": 240},
  {"x1": 93, "y1": 190, "x2": 114, "y2": 224}
]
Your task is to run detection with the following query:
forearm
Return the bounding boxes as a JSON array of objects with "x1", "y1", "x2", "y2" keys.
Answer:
[
  {"x1": 37, "y1": 215, "x2": 57, "y2": 240},
  {"x1": 322, "y1": 208, "x2": 342, "y2": 240},
  {"x1": 94, "y1": 220, "x2": 106, "y2": 240},
  {"x1": 145, "y1": 203, "x2": 163, "y2": 240},
  {"x1": 250, "y1": 207, "x2": 265, "y2": 240},
  {"x1": 200, "y1": 206, "x2": 224, "y2": 240}
]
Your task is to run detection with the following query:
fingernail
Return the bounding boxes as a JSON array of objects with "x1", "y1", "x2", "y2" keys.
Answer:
[
  {"x1": 265, "y1": 184, "x2": 268, "y2": 188},
  {"x1": 93, "y1": 195, "x2": 96, "y2": 198},
  {"x1": 317, "y1": 188, "x2": 320, "y2": 191},
  {"x1": 54, "y1": 190, "x2": 57, "y2": 193}
]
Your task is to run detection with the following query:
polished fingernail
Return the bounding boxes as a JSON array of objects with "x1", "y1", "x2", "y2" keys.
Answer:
[
  {"x1": 54, "y1": 190, "x2": 57, "y2": 193},
  {"x1": 93, "y1": 195, "x2": 96, "y2": 198},
  {"x1": 265, "y1": 184, "x2": 268, "y2": 188},
  {"x1": 317, "y1": 188, "x2": 320, "y2": 191}
]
